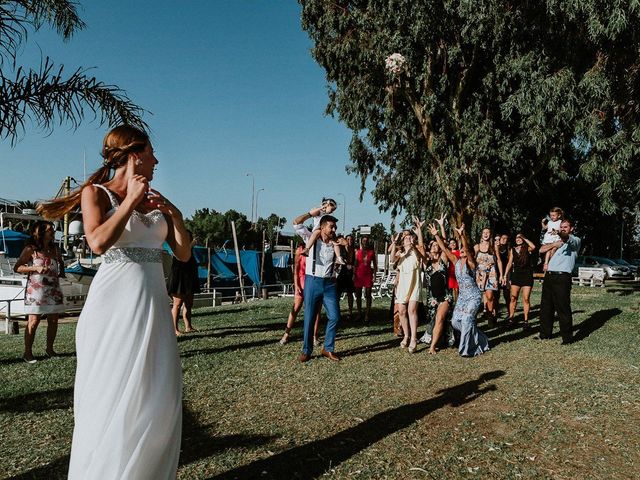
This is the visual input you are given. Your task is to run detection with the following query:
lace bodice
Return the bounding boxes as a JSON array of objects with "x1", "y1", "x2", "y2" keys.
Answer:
[{"x1": 94, "y1": 184, "x2": 167, "y2": 249}]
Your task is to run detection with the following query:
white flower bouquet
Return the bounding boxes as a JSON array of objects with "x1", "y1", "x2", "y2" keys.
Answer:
[{"x1": 385, "y1": 53, "x2": 408, "y2": 75}]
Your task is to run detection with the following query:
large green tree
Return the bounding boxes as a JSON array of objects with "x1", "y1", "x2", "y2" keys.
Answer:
[
  {"x1": 299, "y1": 1, "x2": 640, "y2": 235},
  {"x1": 0, "y1": 0, "x2": 145, "y2": 144},
  {"x1": 185, "y1": 208, "x2": 288, "y2": 250},
  {"x1": 256, "y1": 213, "x2": 287, "y2": 245}
]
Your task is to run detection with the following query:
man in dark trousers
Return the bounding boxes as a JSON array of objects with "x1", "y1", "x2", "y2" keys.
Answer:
[
  {"x1": 538, "y1": 219, "x2": 581, "y2": 344},
  {"x1": 293, "y1": 207, "x2": 343, "y2": 362}
]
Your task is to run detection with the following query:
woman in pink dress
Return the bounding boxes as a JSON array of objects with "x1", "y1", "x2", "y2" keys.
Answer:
[
  {"x1": 353, "y1": 236, "x2": 377, "y2": 322},
  {"x1": 14, "y1": 221, "x2": 66, "y2": 363},
  {"x1": 279, "y1": 244, "x2": 321, "y2": 344}
]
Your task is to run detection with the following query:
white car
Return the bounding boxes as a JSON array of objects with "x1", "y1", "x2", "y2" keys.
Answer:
[{"x1": 573, "y1": 256, "x2": 634, "y2": 279}]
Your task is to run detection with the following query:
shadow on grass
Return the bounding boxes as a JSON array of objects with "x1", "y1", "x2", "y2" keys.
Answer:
[
  {"x1": 0, "y1": 351, "x2": 75, "y2": 366},
  {"x1": 180, "y1": 407, "x2": 276, "y2": 466},
  {"x1": 207, "y1": 370, "x2": 505, "y2": 479},
  {"x1": 336, "y1": 326, "x2": 391, "y2": 340},
  {"x1": 7, "y1": 454, "x2": 70, "y2": 480},
  {"x1": 572, "y1": 308, "x2": 622, "y2": 342},
  {"x1": 485, "y1": 307, "x2": 593, "y2": 347},
  {"x1": 486, "y1": 321, "x2": 540, "y2": 348},
  {"x1": 0, "y1": 386, "x2": 73, "y2": 413},
  {"x1": 177, "y1": 325, "x2": 283, "y2": 343},
  {"x1": 605, "y1": 287, "x2": 638, "y2": 297},
  {"x1": 340, "y1": 338, "x2": 401, "y2": 358},
  {"x1": 181, "y1": 338, "x2": 279, "y2": 358},
  {"x1": 191, "y1": 304, "x2": 270, "y2": 317}
]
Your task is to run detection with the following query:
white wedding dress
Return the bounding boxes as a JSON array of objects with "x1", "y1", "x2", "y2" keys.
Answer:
[{"x1": 69, "y1": 185, "x2": 182, "y2": 479}]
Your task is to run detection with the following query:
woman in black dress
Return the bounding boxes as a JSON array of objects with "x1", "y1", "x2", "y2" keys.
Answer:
[
  {"x1": 168, "y1": 230, "x2": 201, "y2": 335},
  {"x1": 504, "y1": 233, "x2": 536, "y2": 329}
]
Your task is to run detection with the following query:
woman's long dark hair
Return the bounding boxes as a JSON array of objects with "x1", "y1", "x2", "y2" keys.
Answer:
[
  {"x1": 514, "y1": 233, "x2": 530, "y2": 267},
  {"x1": 29, "y1": 221, "x2": 55, "y2": 252}
]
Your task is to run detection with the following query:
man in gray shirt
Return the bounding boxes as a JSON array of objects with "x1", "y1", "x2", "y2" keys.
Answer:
[{"x1": 538, "y1": 219, "x2": 581, "y2": 344}]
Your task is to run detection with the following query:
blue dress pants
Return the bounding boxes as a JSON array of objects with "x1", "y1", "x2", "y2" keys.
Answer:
[{"x1": 302, "y1": 275, "x2": 341, "y2": 355}]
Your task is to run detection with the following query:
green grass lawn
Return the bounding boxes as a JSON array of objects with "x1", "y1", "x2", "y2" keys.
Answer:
[{"x1": 1, "y1": 283, "x2": 639, "y2": 479}]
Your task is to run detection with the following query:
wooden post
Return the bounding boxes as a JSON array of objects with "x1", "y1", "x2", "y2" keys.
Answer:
[
  {"x1": 290, "y1": 239, "x2": 295, "y2": 294},
  {"x1": 290, "y1": 239, "x2": 294, "y2": 272},
  {"x1": 384, "y1": 241, "x2": 389, "y2": 275},
  {"x1": 206, "y1": 245, "x2": 211, "y2": 291},
  {"x1": 231, "y1": 220, "x2": 246, "y2": 302}
]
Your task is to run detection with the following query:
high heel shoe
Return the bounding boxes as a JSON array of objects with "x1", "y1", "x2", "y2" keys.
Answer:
[
  {"x1": 408, "y1": 341, "x2": 417, "y2": 354},
  {"x1": 400, "y1": 337, "x2": 409, "y2": 348}
]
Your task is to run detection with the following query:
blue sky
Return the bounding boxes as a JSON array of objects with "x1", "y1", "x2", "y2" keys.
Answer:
[{"x1": 0, "y1": 1, "x2": 394, "y2": 234}]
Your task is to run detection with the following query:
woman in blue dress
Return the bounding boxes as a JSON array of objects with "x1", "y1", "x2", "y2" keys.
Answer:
[{"x1": 428, "y1": 222, "x2": 489, "y2": 357}]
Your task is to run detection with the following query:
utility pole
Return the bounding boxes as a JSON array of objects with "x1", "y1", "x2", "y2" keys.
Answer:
[
  {"x1": 337, "y1": 193, "x2": 346, "y2": 233},
  {"x1": 246, "y1": 173, "x2": 255, "y2": 223},
  {"x1": 255, "y1": 188, "x2": 265, "y2": 225}
]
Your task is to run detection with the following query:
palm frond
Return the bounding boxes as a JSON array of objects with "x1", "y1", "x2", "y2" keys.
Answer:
[
  {"x1": 0, "y1": 0, "x2": 85, "y2": 64},
  {"x1": 0, "y1": 57, "x2": 147, "y2": 145}
]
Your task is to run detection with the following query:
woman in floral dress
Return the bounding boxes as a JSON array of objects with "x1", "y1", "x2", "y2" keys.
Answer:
[
  {"x1": 14, "y1": 221, "x2": 66, "y2": 363},
  {"x1": 474, "y1": 227, "x2": 502, "y2": 327},
  {"x1": 430, "y1": 223, "x2": 489, "y2": 357},
  {"x1": 419, "y1": 236, "x2": 454, "y2": 354}
]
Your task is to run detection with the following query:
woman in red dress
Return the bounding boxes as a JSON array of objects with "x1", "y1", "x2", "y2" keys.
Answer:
[{"x1": 353, "y1": 236, "x2": 377, "y2": 322}]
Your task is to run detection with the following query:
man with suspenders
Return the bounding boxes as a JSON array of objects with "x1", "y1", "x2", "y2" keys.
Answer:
[{"x1": 293, "y1": 208, "x2": 343, "y2": 362}]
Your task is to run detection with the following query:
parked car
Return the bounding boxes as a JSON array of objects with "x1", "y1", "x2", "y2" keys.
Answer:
[
  {"x1": 573, "y1": 256, "x2": 634, "y2": 279},
  {"x1": 612, "y1": 258, "x2": 639, "y2": 276}
]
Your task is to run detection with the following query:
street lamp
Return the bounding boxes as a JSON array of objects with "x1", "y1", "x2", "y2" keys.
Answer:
[
  {"x1": 255, "y1": 188, "x2": 265, "y2": 222},
  {"x1": 245, "y1": 173, "x2": 255, "y2": 223},
  {"x1": 337, "y1": 192, "x2": 346, "y2": 233}
]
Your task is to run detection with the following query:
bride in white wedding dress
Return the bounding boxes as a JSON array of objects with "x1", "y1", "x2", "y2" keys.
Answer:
[{"x1": 39, "y1": 126, "x2": 191, "y2": 479}]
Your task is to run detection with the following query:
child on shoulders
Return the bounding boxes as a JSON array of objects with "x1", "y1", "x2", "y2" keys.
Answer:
[
  {"x1": 541, "y1": 206, "x2": 564, "y2": 271},
  {"x1": 301, "y1": 197, "x2": 346, "y2": 265}
]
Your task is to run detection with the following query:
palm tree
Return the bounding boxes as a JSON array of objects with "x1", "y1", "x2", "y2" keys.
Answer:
[{"x1": 0, "y1": 0, "x2": 146, "y2": 145}]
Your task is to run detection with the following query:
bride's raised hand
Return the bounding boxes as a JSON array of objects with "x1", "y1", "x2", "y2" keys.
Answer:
[
  {"x1": 146, "y1": 189, "x2": 183, "y2": 220},
  {"x1": 126, "y1": 174, "x2": 149, "y2": 207}
]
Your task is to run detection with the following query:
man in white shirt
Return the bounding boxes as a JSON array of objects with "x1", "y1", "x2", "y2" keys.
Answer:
[{"x1": 293, "y1": 208, "x2": 343, "y2": 362}]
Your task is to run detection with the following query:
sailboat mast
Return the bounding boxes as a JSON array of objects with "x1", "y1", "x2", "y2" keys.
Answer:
[{"x1": 63, "y1": 176, "x2": 71, "y2": 253}]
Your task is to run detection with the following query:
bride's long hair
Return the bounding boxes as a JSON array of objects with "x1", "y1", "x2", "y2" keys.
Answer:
[{"x1": 37, "y1": 126, "x2": 149, "y2": 219}]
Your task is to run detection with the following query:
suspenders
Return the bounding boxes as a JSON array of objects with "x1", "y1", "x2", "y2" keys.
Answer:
[
  {"x1": 312, "y1": 238, "x2": 320, "y2": 276},
  {"x1": 311, "y1": 238, "x2": 335, "y2": 277}
]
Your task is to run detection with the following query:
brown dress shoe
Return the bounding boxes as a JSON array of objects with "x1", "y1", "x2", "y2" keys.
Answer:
[
  {"x1": 320, "y1": 349, "x2": 341, "y2": 361},
  {"x1": 299, "y1": 353, "x2": 311, "y2": 363}
]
